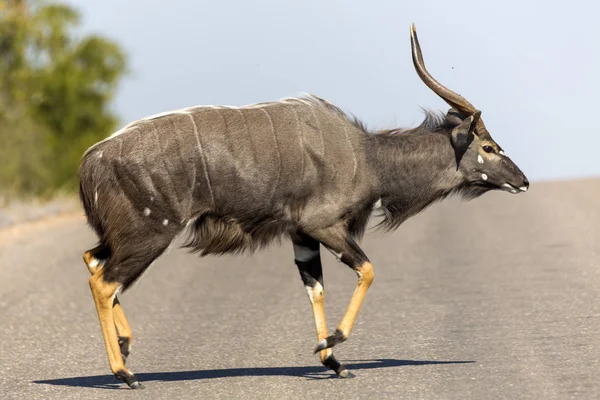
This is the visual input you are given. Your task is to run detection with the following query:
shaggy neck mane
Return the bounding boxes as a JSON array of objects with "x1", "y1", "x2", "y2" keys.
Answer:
[{"x1": 302, "y1": 95, "x2": 487, "y2": 230}]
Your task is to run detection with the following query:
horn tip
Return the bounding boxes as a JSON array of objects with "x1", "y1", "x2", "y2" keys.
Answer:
[{"x1": 410, "y1": 23, "x2": 416, "y2": 34}]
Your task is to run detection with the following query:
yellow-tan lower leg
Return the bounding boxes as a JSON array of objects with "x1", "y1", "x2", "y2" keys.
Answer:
[
  {"x1": 315, "y1": 262, "x2": 374, "y2": 352},
  {"x1": 307, "y1": 282, "x2": 352, "y2": 377},
  {"x1": 307, "y1": 282, "x2": 333, "y2": 362},
  {"x1": 89, "y1": 270, "x2": 141, "y2": 388},
  {"x1": 84, "y1": 249, "x2": 133, "y2": 357},
  {"x1": 337, "y1": 262, "x2": 374, "y2": 336},
  {"x1": 89, "y1": 270, "x2": 126, "y2": 374}
]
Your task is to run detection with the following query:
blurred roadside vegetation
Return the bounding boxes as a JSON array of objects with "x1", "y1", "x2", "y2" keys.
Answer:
[{"x1": 0, "y1": 0, "x2": 126, "y2": 199}]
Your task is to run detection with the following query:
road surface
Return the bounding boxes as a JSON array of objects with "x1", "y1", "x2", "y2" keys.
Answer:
[{"x1": 0, "y1": 178, "x2": 599, "y2": 399}]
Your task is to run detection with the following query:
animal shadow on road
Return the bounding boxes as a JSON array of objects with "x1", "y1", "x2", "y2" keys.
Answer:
[{"x1": 34, "y1": 359, "x2": 475, "y2": 389}]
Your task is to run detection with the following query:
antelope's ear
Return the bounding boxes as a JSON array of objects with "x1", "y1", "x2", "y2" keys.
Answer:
[
  {"x1": 445, "y1": 108, "x2": 463, "y2": 125},
  {"x1": 451, "y1": 110, "x2": 480, "y2": 151},
  {"x1": 451, "y1": 110, "x2": 480, "y2": 166}
]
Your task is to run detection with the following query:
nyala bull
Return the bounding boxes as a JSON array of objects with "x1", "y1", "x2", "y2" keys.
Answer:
[{"x1": 79, "y1": 24, "x2": 529, "y2": 388}]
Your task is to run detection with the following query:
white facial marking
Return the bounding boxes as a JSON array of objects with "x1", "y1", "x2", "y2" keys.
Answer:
[
  {"x1": 293, "y1": 244, "x2": 319, "y2": 262},
  {"x1": 89, "y1": 259, "x2": 99, "y2": 268},
  {"x1": 481, "y1": 173, "x2": 488, "y2": 181},
  {"x1": 162, "y1": 219, "x2": 169, "y2": 226},
  {"x1": 502, "y1": 183, "x2": 514, "y2": 190},
  {"x1": 519, "y1": 186, "x2": 528, "y2": 192},
  {"x1": 477, "y1": 154, "x2": 484, "y2": 164},
  {"x1": 499, "y1": 150, "x2": 505, "y2": 155},
  {"x1": 143, "y1": 207, "x2": 151, "y2": 216}
]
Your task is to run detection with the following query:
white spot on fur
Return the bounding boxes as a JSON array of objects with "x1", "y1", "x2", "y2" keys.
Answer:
[
  {"x1": 477, "y1": 154, "x2": 484, "y2": 164},
  {"x1": 97, "y1": 151, "x2": 103, "y2": 158},
  {"x1": 502, "y1": 183, "x2": 514, "y2": 190},
  {"x1": 305, "y1": 285, "x2": 315, "y2": 303},
  {"x1": 499, "y1": 150, "x2": 505, "y2": 155},
  {"x1": 89, "y1": 259, "x2": 100, "y2": 268},
  {"x1": 144, "y1": 208, "x2": 151, "y2": 216},
  {"x1": 325, "y1": 247, "x2": 343, "y2": 261},
  {"x1": 304, "y1": 281, "x2": 323, "y2": 304},
  {"x1": 519, "y1": 186, "x2": 528, "y2": 192},
  {"x1": 94, "y1": 191, "x2": 98, "y2": 205},
  {"x1": 294, "y1": 244, "x2": 319, "y2": 262},
  {"x1": 481, "y1": 173, "x2": 488, "y2": 181},
  {"x1": 150, "y1": 196, "x2": 155, "y2": 202},
  {"x1": 110, "y1": 286, "x2": 123, "y2": 303},
  {"x1": 373, "y1": 198, "x2": 382, "y2": 210},
  {"x1": 163, "y1": 219, "x2": 169, "y2": 226}
]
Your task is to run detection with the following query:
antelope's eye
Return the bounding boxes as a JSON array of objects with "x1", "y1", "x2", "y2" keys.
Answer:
[{"x1": 483, "y1": 145, "x2": 494, "y2": 153}]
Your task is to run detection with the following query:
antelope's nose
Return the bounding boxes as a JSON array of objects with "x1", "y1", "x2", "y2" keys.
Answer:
[{"x1": 520, "y1": 178, "x2": 529, "y2": 192}]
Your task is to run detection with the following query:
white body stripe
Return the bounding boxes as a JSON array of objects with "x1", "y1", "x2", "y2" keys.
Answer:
[{"x1": 82, "y1": 94, "x2": 330, "y2": 157}]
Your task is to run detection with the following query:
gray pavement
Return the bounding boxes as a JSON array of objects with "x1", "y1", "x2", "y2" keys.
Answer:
[{"x1": 1, "y1": 178, "x2": 599, "y2": 399}]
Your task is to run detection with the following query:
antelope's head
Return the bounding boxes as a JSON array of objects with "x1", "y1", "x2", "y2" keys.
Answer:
[{"x1": 410, "y1": 24, "x2": 529, "y2": 195}]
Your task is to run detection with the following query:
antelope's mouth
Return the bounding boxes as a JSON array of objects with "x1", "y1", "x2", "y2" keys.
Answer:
[{"x1": 501, "y1": 183, "x2": 528, "y2": 194}]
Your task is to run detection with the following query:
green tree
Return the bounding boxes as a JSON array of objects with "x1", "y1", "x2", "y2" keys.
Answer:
[{"x1": 0, "y1": 0, "x2": 127, "y2": 196}]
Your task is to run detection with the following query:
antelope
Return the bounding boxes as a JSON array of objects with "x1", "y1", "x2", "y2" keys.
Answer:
[{"x1": 79, "y1": 24, "x2": 529, "y2": 389}]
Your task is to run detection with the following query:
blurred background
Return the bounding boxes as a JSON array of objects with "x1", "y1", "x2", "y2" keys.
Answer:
[{"x1": 0, "y1": 0, "x2": 598, "y2": 218}]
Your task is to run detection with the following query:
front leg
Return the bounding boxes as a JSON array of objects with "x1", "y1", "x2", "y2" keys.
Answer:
[
  {"x1": 291, "y1": 232, "x2": 353, "y2": 378},
  {"x1": 308, "y1": 226, "x2": 375, "y2": 353}
]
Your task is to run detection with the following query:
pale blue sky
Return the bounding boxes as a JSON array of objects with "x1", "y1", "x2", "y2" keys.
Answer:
[{"x1": 65, "y1": 0, "x2": 599, "y2": 182}]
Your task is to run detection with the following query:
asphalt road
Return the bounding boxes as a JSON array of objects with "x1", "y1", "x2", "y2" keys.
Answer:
[{"x1": 1, "y1": 178, "x2": 599, "y2": 399}]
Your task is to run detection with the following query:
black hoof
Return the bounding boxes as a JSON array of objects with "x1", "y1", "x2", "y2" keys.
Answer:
[
  {"x1": 115, "y1": 369, "x2": 142, "y2": 389},
  {"x1": 322, "y1": 355, "x2": 353, "y2": 378},
  {"x1": 314, "y1": 329, "x2": 346, "y2": 353}
]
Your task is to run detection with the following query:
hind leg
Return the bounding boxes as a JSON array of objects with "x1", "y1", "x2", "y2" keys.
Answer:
[
  {"x1": 83, "y1": 245, "x2": 132, "y2": 364},
  {"x1": 89, "y1": 268, "x2": 138, "y2": 387},
  {"x1": 87, "y1": 237, "x2": 173, "y2": 389}
]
